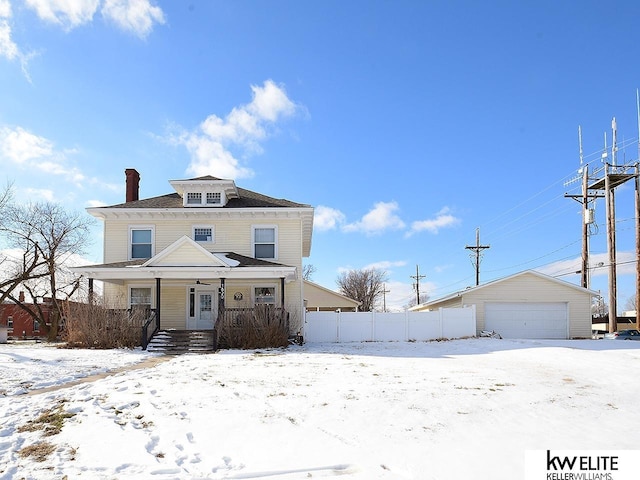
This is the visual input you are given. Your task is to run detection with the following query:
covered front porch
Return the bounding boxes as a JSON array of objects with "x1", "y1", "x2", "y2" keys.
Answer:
[{"x1": 71, "y1": 241, "x2": 301, "y2": 350}]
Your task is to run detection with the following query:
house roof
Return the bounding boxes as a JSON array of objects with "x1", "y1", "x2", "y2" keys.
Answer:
[
  {"x1": 89, "y1": 174, "x2": 314, "y2": 257},
  {"x1": 101, "y1": 182, "x2": 310, "y2": 209},
  {"x1": 412, "y1": 270, "x2": 599, "y2": 310},
  {"x1": 83, "y1": 252, "x2": 286, "y2": 270}
]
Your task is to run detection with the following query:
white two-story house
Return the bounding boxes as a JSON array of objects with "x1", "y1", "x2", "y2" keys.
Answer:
[{"x1": 72, "y1": 169, "x2": 314, "y2": 346}]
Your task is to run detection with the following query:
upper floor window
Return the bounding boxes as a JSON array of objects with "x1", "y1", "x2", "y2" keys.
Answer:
[
  {"x1": 253, "y1": 226, "x2": 276, "y2": 259},
  {"x1": 7, "y1": 316, "x2": 13, "y2": 329},
  {"x1": 193, "y1": 226, "x2": 214, "y2": 243},
  {"x1": 187, "y1": 192, "x2": 202, "y2": 205},
  {"x1": 207, "y1": 192, "x2": 221, "y2": 204},
  {"x1": 130, "y1": 227, "x2": 154, "y2": 259}
]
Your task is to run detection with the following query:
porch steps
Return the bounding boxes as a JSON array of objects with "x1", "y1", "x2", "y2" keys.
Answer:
[{"x1": 146, "y1": 330, "x2": 216, "y2": 354}]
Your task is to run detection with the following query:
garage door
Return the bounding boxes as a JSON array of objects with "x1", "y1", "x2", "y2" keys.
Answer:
[{"x1": 484, "y1": 302, "x2": 568, "y2": 339}]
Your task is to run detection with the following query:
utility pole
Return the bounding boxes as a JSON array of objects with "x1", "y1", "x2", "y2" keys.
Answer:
[
  {"x1": 382, "y1": 283, "x2": 390, "y2": 312},
  {"x1": 409, "y1": 265, "x2": 425, "y2": 306},
  {"x1": 636, "y1": 90, "x2": 640, "y2": 330},
  {"x1": 635, "y1": 162, "x2": 640, "y2": 330},
  {"x1": 465, "y1": 228, "x2": 490, "y2": 286},
  {"x1": 564, "y1": 126, "x2": 603, "y2": 289},
  {"x1": 606, "y1": 118, "x2": 618, "y2": 333}
]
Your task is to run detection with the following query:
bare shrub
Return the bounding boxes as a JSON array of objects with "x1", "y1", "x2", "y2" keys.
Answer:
[
  {"x1": 18, "y1": 442, "x2": 56, "y2": 462},
  {"x1": 62, "y1": 300, "x2": 145, "y2": 349},
  {"x1": 218, "y1": 305, "x2": 290, "y2": 349},
  {"x1": 18, "y1": 403, "x2": 75, "y2": 436}
]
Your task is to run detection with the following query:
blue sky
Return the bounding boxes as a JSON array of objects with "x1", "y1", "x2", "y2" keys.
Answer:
[{"x1": 2, "y1": 1, "x2": 640, "y2": 312}]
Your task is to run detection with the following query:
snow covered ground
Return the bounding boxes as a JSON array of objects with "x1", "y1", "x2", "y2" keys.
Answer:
[{"x1": 1, "y1": 338, "x2": 639, "y2": 479}]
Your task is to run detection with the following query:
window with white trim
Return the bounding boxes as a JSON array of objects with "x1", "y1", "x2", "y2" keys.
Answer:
[
  {"x1": 33, "y1": 320, "x2": 40, "y2": 332},
  {"x1": 130, "y1": 287, "x2": 152, "y2": 316},
  {"x1": 130, "y1": 227, "x2": 154, "y2": 259},
  {"x1": 253, "y1": 226, "x2": 276, "y2": 259},
  {"x1": 187, "y1": 192, "x2": 202, "y2": 205},
  {"x1": 193, "y1": 226, "x2": 214, "y2": 243},
  {"x1": 206, "y1": 192, "x2": 221, "y2": 204},
  {"x1": 254, "y1": 286, "x2": 276, "y2": 304},
  {"x1": 7, "y1": 316, "x2": 13, "y2": 329}
]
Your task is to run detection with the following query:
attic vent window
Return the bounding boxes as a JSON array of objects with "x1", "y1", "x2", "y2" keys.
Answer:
[
  {"x1": 187, "y1": 192, "x2": 202, "y2": 205},
  {"x1": 207, "y1": 192, "x2": 221, "y2": 204}
]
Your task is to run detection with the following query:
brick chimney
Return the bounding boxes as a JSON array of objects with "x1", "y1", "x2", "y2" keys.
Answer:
[
  {"x1": 125, "y1": 169, "x2": 140, "y2": 203},
  {"x1": 19, "y1": 291, "x2": 24, "y2": 302}
]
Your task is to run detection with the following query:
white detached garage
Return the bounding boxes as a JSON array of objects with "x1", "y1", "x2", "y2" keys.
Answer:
[{"x1": 412, "y1": 270, "x2": 597, "y2": 339}]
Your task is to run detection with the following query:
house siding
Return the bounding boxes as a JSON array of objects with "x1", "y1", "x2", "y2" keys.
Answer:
[
  {"x1": 160, "y1": 286, "x2": 187, "y2": 330},
  {"x1": 159, "y1": 244, "x2": 215, "y2": 265}
]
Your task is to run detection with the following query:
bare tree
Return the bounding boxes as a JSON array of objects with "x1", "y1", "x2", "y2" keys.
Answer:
[
  {"x1": 1, "y1": 201, "x2": 94, "y2": 340},
  {"x1": 404, "y1": 293, "x2": 430, "y2": 310},
  {"x1": 0, "y1": 183, "x2": 50, "y2": 305},
  {"x1": 302, "y1": 264, "x2": 316, "y2": 281},
  {"x1": 624, "y1": 295, "x2": 637, "y2": 313},
  {"x1": 336, "y1": 268, "x2": 388, "y2": 312}
]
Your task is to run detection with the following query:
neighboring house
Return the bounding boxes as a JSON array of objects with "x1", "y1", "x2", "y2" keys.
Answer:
[
  {"x1": 0, "y1": 291, "x2": 52, "y2": 339},
  {"x1": 410, "y1": 270, "x2": 596, "y2": 339},
  {"x1": 303, "y1": 280, "x2": 360, "y2": 312},
  {"x1": 71, "y1": 169, "x2": 314, "y2": 341}
]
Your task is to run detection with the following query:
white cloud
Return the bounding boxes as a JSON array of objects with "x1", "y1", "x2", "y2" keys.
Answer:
[
  {"x1": 0, "y1": 1, "x2": 18, "y2": 60},
  {"x1": 408, "y1": 207, "x2": 461, "y2": 235},
  {"x1": 314, "y1": 205, "x2": 346, "y2": 231},
  {"x1": 87, "y1": 199, "x2": 107, "y2": 207},
  {"x1": 24, "y1": 187, "x2": 55, "y2": 202},
  {"x1": 343, "y1": 201, "x2": 406, "y2": 235},
  {"x1": 25, "y1": 0, "x2": 100, "y2": 29},
  {"x1": 0, "y1": 125, "x2": 89, "y2": 185},
  {"x1": 363, "y1": 260, "x2": 407, "y2": 271},
  {"x1": 101, "y1": 0, "x2": 165, "y2": 39},
  {"x1": 0, "y1": 126, "x2": 53, "y2": 163},
  {"x1": 537, "y1": 251, "x2": 636, "y2": 279},
  {"x1": 0, "y1": 0, "x2": 10, "y2": 18},
  {"x1": 4, "y1": 0, "x2": 164, "y2": 78},
  {"x1": 174, "y1": 80, "x2": 299, "y2": 179}
]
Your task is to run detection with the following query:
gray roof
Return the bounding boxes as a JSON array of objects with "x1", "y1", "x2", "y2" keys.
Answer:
[
  {"x1": 102, "y1": 177, "x2": 310, "y2": 209},
  {"x1": 82, "y1": 252, "x2": 288, "y2": 269}
]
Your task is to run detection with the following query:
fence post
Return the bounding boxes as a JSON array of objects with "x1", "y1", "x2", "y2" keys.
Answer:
[
  {"x1": 371, "y1": 311, "x2": 375, "y2": 341},
  {"x1": 336, "y1": 310, "x2": 341, "y2": 343},
  {"x1": 405, "y1": 310, "x2": 409, "y2": 341},
  {"x1": 439, "y1": 308, "x2": 444, "y2": 339}
]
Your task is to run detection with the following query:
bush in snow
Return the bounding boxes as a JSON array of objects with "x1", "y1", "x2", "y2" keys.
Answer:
[{"x1": 61, "y1": 300, "x2": 144, "y2": 349}]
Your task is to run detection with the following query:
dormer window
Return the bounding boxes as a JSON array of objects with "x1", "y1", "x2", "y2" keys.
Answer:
[
  {"x1": 187, "y1": 192, "x2": 202, "y2": 205},
  {"x1": 170, "y1": 177, "x2": 239, "y2": 207},
  {"x1": 207, "y1": 192, "x2": 221, "y2": 204}
]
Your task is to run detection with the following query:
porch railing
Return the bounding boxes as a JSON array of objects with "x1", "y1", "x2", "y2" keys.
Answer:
[{"x1": 140, "y1": 309, "x2": 158, "y2": 350}]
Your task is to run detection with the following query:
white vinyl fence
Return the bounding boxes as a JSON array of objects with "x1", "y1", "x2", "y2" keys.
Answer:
[{"x1": 304, "y1": 306, "x2": 476, "y2": 343}]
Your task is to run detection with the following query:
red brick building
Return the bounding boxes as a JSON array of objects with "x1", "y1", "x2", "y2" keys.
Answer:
[{"x1": 0, "y1": 292, "x2": 54, "y2": 339}]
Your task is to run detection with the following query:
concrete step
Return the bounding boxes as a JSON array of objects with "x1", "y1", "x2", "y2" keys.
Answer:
[{"x1": 147, "y1": 330, "x2": 216, "y2": 354}]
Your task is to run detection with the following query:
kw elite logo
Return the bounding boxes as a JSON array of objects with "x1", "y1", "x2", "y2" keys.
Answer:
[
  {"x1": 525, "y1": 450, "x2": 638, "y2": 480},
  {"x1": 545, "y1": 450, "x2": 617, "y2": 480}
]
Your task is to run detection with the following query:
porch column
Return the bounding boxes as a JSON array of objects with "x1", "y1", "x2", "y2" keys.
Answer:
[
  {"x1": 280, "y1": 277, "x2": 285, "y2": 307},
  {"x1": 219, "y1": 278, "x2": 226, "y2": 313},
  {"x1": 155, "y1": 278, "x2": 161, "y2": 330},
  {"x1": 88, "y1": 278, "x2": 94, "y2": 305}
]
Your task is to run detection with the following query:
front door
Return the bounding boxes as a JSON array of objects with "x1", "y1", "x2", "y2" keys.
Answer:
[{"x1": 196, "y1": 291, "x2": 215, "y2": 330}]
